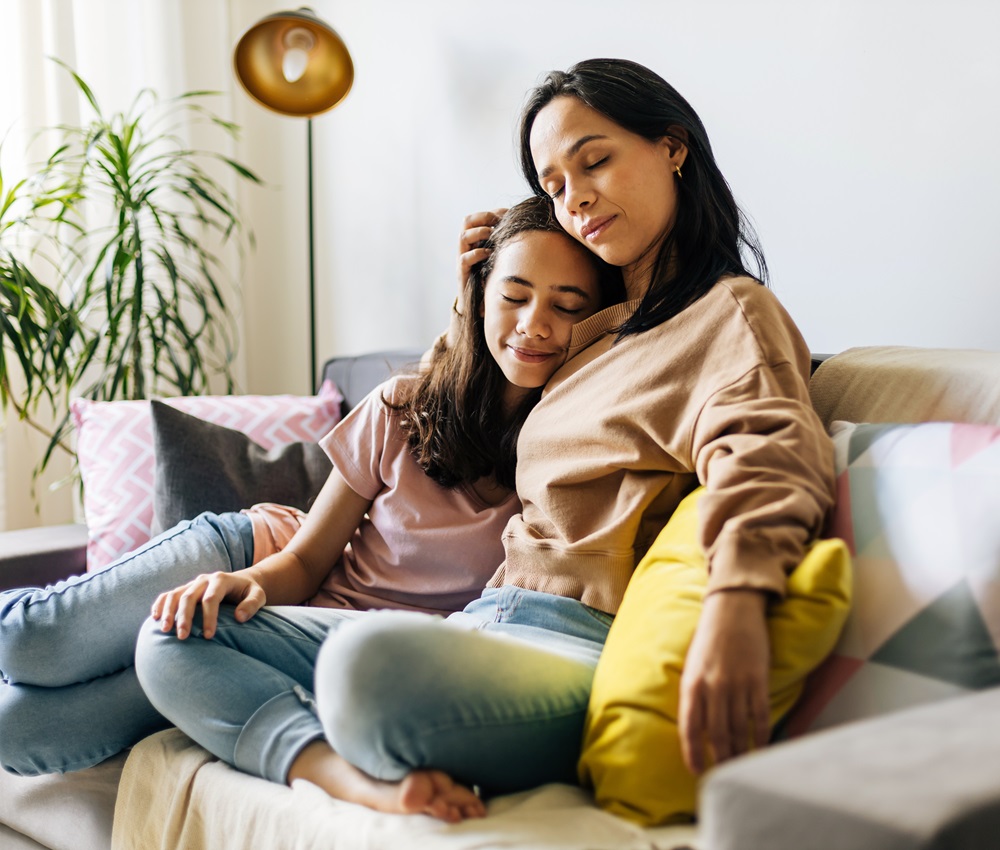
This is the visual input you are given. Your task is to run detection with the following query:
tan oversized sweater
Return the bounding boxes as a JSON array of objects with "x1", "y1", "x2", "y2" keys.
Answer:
[{"x1": 487, "y1": 276, "x2": 836, "y2": 615}]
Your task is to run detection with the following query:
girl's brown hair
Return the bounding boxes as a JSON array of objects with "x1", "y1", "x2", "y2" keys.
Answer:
[{"x1": 393, "y1": 195, "x2": 622, "y2": 490}]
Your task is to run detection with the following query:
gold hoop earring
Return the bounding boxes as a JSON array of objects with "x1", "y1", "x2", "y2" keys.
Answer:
[{"x1": 675, "y1": 165, "x2": 683, "y2": 180}]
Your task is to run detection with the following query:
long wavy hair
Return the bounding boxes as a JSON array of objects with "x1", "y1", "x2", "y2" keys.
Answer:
[
  {"x1": 394, "y1": 195, "x2": 623, "y2": 490},
  {"x1": 518, "y1": 58, "x2": 768, "y2": 338}
]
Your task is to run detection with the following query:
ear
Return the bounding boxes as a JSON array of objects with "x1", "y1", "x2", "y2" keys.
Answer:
[{"x1": 659, "y1": 125, "x2": 689, "y2": 172}]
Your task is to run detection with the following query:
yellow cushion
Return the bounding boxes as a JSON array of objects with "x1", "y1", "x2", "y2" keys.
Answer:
[{"x1": 578, "y1": 486, "x2": 852, "y2": 826}]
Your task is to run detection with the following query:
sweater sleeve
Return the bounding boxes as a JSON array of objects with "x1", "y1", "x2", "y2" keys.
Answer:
[{"x1": 691, "y1": 359, "x2": 835, "y2": 598}]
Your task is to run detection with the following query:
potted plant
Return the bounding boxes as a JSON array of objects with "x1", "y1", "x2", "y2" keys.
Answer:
[{"x1": 0, "y1": 63, "x2": 260, "y2": 486}]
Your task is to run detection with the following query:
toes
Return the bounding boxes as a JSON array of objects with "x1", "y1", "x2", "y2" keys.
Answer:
[
  {"x1": 398, "y1": 772, "x2": 435, "y2": 812},
  {"x1": 401, "y1": 770, "x2": 484, "y2": 822}
]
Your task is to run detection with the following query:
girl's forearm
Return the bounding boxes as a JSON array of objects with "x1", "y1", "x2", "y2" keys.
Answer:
[
  {"x1": 241, "y1": 550, "x2": 322, "y2": 606},
  {"x1": 245, "y1": 469, "x2": 372, "y2": 606}
]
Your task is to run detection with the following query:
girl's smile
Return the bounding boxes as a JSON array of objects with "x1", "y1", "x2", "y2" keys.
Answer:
[{"x1": 480, "y1": 230, "x2": 602, "y2": 404}]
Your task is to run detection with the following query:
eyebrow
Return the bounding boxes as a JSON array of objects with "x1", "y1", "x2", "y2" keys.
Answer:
[
  {"x1": 503, "y1": 275, "x2": 593, "y2": 299},
  {"x1": 537, "y1": 135, "x2": 609, "y2": 180}
]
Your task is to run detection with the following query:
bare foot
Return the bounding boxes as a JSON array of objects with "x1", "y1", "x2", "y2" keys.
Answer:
[{"x1": 288, "y1": 741, "x2": 486, "y2": 823}]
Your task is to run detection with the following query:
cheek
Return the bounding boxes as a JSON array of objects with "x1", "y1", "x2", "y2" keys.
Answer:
[
  {"x1": 554, "y1": 207, "x2": 582, "y2": 242},
  {"x1": 640, "y1": 170, "x2": 680, "y2": 230},
  {"x1": 551, "y1": 315, "x2": 578, "y2": 347}
]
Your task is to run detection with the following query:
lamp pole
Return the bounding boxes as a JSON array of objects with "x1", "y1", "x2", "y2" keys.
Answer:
[
  {"x1": 232, "y1": 7, "x2": 354, "y2": 394},
  {"x1": 307, "y1": 116, "x2": 317, "y2": 391}
]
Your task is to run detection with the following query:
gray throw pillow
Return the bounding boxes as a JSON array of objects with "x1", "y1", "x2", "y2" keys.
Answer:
[{"x1": 150, "y1": 400, "x2": 332, "y2": 534}]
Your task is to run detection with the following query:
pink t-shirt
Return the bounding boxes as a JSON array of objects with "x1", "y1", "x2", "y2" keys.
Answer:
[{"x1": 245, "y1": 375, "x2": 517, "y2": 616}]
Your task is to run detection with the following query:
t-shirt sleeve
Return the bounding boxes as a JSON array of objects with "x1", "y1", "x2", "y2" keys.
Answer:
[
  {"x1": 318, "y1": 381, "x2": 398, "y2": 502},
  {"x1": 241, "y1": 502, "x2": 308, "y2": 564}
]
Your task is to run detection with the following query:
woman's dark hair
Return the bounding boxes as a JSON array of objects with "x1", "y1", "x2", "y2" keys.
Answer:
[
  {"x1": 518, "y1": 58, "x2": 768, "y2": 338},
  {"x1": 393, "y1": 195, "x2": 623, "y2": 490}
]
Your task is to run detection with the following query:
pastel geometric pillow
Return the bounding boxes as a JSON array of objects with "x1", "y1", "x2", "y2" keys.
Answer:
[
  {"x1": 781, "y1": 419, "x2": 1000, "y2": 737},
  {"x1": 71, "y1": 381, "x2": 343, "y2": 571}
]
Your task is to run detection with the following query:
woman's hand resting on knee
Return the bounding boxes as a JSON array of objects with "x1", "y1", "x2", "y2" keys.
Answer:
[{"x1": 151, "y1": 571, "x2": 267, "y2": 640}]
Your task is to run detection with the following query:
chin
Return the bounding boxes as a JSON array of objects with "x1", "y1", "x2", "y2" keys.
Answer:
[{"x1": 588, "y1": 244, "x2": 633, "y2": 269}]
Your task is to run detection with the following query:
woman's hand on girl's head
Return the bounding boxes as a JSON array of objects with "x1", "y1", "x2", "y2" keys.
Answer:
[
  {"x1": 150, "y1": 572, "x2": 266, "y2": 641},
  {"x1": 456, "y1": 208, "x2": 507, "y2": 302},
  {"x1": 678, "y1": 589, "x2": 771, "y2": 775}
]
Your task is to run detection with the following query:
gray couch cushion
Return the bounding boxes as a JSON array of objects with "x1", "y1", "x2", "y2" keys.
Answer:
[
  {"x1": 0, "y1": 751, "x2": 126, "y2": 850},
  {"x1": 700, "y1": 689, "x2": 1000, "y2": 850}
]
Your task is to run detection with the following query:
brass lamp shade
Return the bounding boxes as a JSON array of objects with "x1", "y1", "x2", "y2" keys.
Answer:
[{"x1": 233, "y1": 7, "x2": 353, "y2": 118}]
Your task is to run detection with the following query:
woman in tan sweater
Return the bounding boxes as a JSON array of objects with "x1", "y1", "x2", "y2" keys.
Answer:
[{"x1": 299, "y1": 58, "x2": 836, "y2": 821}]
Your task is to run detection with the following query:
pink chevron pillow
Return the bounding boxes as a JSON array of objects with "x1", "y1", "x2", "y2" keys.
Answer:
[{"x1": 71, "y1": 382, "x2": 343, "y2": 571}]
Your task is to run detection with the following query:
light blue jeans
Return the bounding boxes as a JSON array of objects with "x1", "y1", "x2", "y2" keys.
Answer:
[
  {"x1": 0, "y1": 512, "x2": 253, "y2": 775},
  {"x1": 135, "y1": 585, "x2": 611, "y2": 794},
  {"x1": 318, "y1": 587, "x2": 613, "y2": 793}
]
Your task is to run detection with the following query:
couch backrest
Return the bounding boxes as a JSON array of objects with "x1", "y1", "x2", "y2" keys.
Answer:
[
  {"x1": 322, "y1": 344, "x2": 1000, "y2": 428},
  {"x1": 809, "y1": 345, "x2": 1000, "y2": 427},
  {"x1": 320, "y1": 349, "x2": 425, "y2": 414}
]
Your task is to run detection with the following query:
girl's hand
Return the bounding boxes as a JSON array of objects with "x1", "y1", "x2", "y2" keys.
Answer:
[
  {"x1": 151, "y1": 572, "x2": 266, "y2": 641},
  {"x1": 678, "y1": 589, "x2": 771, "y2": 774},
  {"x1": 456, "y1": 208, "x2": 506, "y2": 301}
]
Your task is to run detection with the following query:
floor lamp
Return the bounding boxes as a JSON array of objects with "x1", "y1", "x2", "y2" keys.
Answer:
[{"x1": 233, "y1": 7, "x2": 354, "y2": 392}]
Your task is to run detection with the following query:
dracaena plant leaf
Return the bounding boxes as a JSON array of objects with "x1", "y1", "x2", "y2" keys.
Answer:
[{"x1": 0, "y1": 60, "x2": 260, "y2": 495}]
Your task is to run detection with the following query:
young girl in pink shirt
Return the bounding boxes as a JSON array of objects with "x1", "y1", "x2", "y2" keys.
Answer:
[
  {"x1": 123, "y1": 196, "x2": 620, "y2": 820},
  {"x1": 0, "y1": 197, "x2": 619, "y2": 798}
]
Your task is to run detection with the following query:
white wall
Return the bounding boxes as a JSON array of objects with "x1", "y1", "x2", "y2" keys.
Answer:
[
  {"x1": 2, "y1": 0, "x2": 998, "y2": 527},
  {"x1": 233, "y1": 0, "x2": 1000, "y2": 400}
]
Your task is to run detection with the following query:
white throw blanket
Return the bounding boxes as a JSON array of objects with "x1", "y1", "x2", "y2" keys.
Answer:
[{"x1": 111, "y1": 729, "x2": 700, "y2": 850}]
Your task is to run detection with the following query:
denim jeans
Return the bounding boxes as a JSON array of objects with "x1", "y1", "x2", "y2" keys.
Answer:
[
  {"x1": 135, "y1": 603, "x2": 367, "y2": 785},
  {"x1": 0, "y1": 512, "x2": 253, "y2": 775},
  {"x1": 316, "y1": 586, "x2": 613, "y2": 794},
  {"x1": 134, "y1": 585, "x2": 611, "y2": 794}
]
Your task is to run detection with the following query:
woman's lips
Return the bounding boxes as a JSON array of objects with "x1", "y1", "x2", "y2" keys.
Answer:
[
  {"x1": 581, "y1": 215, "x2": 615, "y2": 242},
  {"x1": 509, "y1": 346, "x2": 556, "y2": 363}
]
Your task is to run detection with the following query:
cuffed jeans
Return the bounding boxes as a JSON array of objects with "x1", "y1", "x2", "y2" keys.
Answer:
[
  {"x1": 0, "y1": 512, "x2": 253, "y2": 775},
  {"x1": 135, "y1": 586, "x2": 611, "y2": 795},
  {"x1": 318, "y1": 586, "x2": 613, "y2": 794},
  {"x1": 135, "y1": 604, "x2": 365, "y2": 785}
]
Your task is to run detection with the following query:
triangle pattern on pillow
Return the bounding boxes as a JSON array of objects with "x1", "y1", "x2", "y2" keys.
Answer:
[{"x1": 869, "y1": 578, "x2": 1000, "y2": 690}]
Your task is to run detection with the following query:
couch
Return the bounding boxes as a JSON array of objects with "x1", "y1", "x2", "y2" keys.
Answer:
[{"x1": 1, "y1": 345, "x2": 999, "y2": 850}]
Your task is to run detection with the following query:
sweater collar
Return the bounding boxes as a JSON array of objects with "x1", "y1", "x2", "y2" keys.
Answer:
[{"x1": 567, "y1": 299, "x2": 640, "y2": 354}]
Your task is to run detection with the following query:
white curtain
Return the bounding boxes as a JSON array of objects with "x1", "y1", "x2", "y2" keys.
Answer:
[{"x1": 0, "y1": 0, "x2": 249, "y2": 530}]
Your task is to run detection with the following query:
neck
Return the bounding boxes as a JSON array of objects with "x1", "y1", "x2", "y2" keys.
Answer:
[
  {"x1": 623, "y1": 263, "x2": 653, "y2": 300},
  {"x1": 625, "y1": 222, "x2": 677, "y2": 300},
  {"x1": 502, "y1": 383, "x2": 531, "y2": 416}
]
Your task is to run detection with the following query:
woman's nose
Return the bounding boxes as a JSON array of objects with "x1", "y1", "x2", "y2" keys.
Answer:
[
  {"x1": 517, "y1": 304, "x2": 551, "y2": 338},
  {"x1": 563, "y1": 177, "x2": 593, "y2": 215}
]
